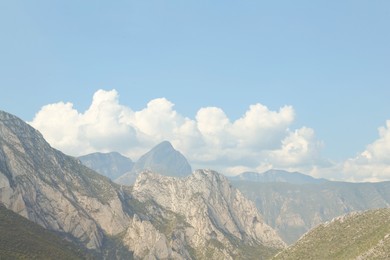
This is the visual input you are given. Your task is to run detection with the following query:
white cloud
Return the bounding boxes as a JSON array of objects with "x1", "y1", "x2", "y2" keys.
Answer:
[
  {"x1": 336, "y1": 120, "x2": 390, "y2": 182},
  {"x1": 30, "y1": 89, "x2": 327, "y2": 177},
  {"x1": 269, "y1": 127, "x2": 323, "y2": 167},
  {"x1": 232, "y1": 104, "x2": 294, "y2": 150}
]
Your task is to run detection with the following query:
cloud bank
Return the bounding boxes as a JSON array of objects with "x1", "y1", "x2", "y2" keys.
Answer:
[
  {"x1": 29, "y1": 89, "x2": 390, "y2": 182},
  {"x1": 339, "y1": 121, "x2": 390, "y2": 182}
]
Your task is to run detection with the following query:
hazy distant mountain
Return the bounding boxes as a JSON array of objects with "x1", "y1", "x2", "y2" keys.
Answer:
[
  {"x1": 78, "y1": 152, "x2": 133, "y2": 180},
  {"x1": 233, "y1": 180, "x2": 390, "y2": 244},
  {"x1": 115, "y1": 141, "x2": 192, "y2": 185},
  {"x1": 0, "y1": 110, "x2": 284, "y2": 259},
  {"x1": 0, "y1": 204, "x2": 90, "y2": 259},
  {"x1": 230, "y1": 169, "x2": 328, "y2": 184},
  {"x1": 273, "y1": 208, "x2": 390, "y2": 260}
]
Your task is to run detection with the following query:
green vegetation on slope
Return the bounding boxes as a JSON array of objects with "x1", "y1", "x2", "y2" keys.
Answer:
[
  {"x1": 0, "y1": 204, "x2": 91, "y2": 260},
  {"x1": 273, "y1": 208, "x2": 390, "y2": 260}
]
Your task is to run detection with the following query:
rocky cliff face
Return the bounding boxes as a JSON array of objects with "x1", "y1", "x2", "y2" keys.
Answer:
[
  {"x1": 0, "y1": 111, "x2": 130, "y2": 249},
  {"x1": 128, "y1": 170, "x2": 286, "y2": 259}
]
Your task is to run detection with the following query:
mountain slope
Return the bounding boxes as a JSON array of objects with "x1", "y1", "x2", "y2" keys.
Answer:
[
  {"x1": 127, "y1": 170, "x2": 286, "y2": 259},
  {"x1": 79, "y1": 152, "x2": 133, "y2": 180},
  {"x1": 115, "y1": 141, "x2": 192, "y2": 185},
  {"x1": 0, "y1": 110, "x2": 130, "y2": 250},
  {"x1": 0, "y1": 203, "x2": 91, "y2": 259},
  {"x1": 273, "y1": 208, "x2": 390, "y2": 260},
  {"x1": 233, "y1": 180, "x2": 390, "y2": 244}
]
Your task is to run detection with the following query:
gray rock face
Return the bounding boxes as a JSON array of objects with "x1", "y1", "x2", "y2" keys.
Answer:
[
  {"x1": 129, "y1": 170, "x2": 286, "y2": 259},
  {"x1": 0, "y1": 111, "x2": 130, "y2": 249},
  {"x1": 115, "y1": 141, "x2": 192, "y2": 185},
  {"x1": 78, "y1": 152, "x2": 134, "y2": 180}
]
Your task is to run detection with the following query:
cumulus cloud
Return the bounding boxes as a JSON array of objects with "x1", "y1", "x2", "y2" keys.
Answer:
[
  {"x1": 30, "y1": 89, "x2": 326, "y2": 176},
  {"x1": 338, "y1": 120, "x2": 390, "y2": 182}
]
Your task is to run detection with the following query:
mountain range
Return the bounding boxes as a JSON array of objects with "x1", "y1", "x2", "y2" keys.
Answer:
[
  {"x1": 0, "y1": 110, "x2": 284, "y2": 259},
  {"x1": 80, "y1": 144, "x2": 390, "y2": 246},
  {"x1": 229, "y1": 170, "x2": 327, "y2": 184}
]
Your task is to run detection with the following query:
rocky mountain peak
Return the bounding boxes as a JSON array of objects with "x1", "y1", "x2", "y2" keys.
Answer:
[
  {"x1": 115, "y1": 140, "x2": 192, "y2": 185},
  {"x1": 133, "y1": 140, "x2": 192, "y2": 175}
]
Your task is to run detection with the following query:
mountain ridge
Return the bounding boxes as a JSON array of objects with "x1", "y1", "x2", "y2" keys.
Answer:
[{"x1": 230, "y1": 169, "x2": 328, "y2": 184}]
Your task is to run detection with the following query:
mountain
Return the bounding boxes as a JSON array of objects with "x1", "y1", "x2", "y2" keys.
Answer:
[
  {"x1": 78, "y1": 152, "x2": 134, "y2": 180},
  {"x1": 0, "y1": 110, "x2": 284, "y2": 259},
  {"x1": 115, "y1": 140, "x2": 192, "y2": 185},
  {"x1": 0, "y1": 203, "x2": 91, "y2": 259},
  {"x1": 127, "y1": 170, "x2": 286, "y2": 259},
  {"x1": 0, "y1": 110, "x2": 131, "y2": 251},
  {"x1": 273, "y1": 208, "x2": 390, "y2": 259},
  {"x1": 230, "y1": 170, "x2": 327, "y2": 184},
  {"x1": 233, "y1": 180, "x2": 390, "y2": 244}
]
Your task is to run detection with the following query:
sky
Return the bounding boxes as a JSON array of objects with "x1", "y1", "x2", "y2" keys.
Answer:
[{"x1": 1, "y1": 1, "x2": 390, "y2": 181}]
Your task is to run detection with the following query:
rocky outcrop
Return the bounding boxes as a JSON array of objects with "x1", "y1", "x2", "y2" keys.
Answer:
[{"x1": 123, "y1": 214, "x2": 187, "y2": 260}]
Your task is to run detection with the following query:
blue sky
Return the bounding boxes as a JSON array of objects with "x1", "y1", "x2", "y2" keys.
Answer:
[{"x1": 1, "y1": 1, "x2": 390, "y2": 180}]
